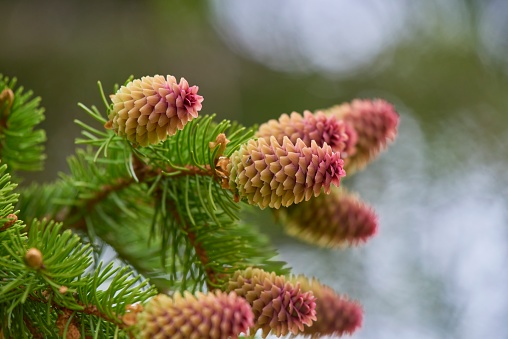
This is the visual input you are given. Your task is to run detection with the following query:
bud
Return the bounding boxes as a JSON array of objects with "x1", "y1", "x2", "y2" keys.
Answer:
[
  {"x1": 1, "y1": 213, "x2": 18, "y2": 231},
  {"x1": 107, "y1": 75, "x2": 203, "y2": 146},
  {"x1": 279, "y1": 187, "x2": 378, "y2": 248},
  {"x1": 0, "y1": 88, "x2": 14, "y2": 116},
  {"x1": 25, "y1": 247, "x2": 43, "y2": 269},
  {"x1": 209, "y1": 133, "x2": 230, "y2": 159},
  {"x1": 121, "y1": 303, "x2": 143, "y2": 327},
  {"x1": 256, "y1": 110, "x2": 350, "y2": 153},
  {"x1": 292, "y1": 275, "x2": 363, "y2": 337},
  {"x1": 137, "y1": 291, "x2": 253, "y2": 339},
  {"x1": 324, "y1": 99, "x2": 399, "y2": 174},
  {"x1": 228, "y1": 136, "x2": 345, "y2": 209},
  {"x1": 225, "y1": 268, "x2": 316, "y2": 338}
]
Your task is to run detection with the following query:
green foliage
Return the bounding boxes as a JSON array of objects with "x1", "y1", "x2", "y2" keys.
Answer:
[
  {"x1": 0, "y1": 218, "x2": 156, "y2": 338},
  {"x1": 0, "y1": 164, "x2": 20, "y2": 230},
  {"x1": 1, "y1": 71, "x2": 389, "y2": 338},
  {"x1": 0, "y1": 75, "x2": 46, "y2": 172},
  {"x1": 68, "y1": 87, "x2": 286, "y2": 291},
  {"x1": 0, "y1": 220, "x2": 92, "y2": 310},
  {"x1": 1, "y1": 76, "x2": 288, "y2": 337}
]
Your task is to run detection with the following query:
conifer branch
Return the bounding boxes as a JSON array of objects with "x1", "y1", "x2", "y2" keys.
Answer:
[
  {"x1": 2, "y1": 74, "x2": 401, "y2": 338},
  {"x1": 59, "y1": 156, "x2": 220, "y2": 232},
  {"x1": 26, "y1": 293, "x2": 132, "y2": 333}
]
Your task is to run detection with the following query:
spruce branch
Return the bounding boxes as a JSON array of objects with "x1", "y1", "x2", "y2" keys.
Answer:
[
  {"x1": 60, "y1": 85, "x2": 270, "y2": 292},
  {"x1": 3, "y1": 73, "x2": 402, "y2": 338},
  {"x1": 1, "y1": 218, "x2": 156, "y2": 338}
]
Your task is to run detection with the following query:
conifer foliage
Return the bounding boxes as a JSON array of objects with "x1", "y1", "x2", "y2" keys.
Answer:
[{"x1": 0, "y1": 73, "x2": 399, "y2": 338}]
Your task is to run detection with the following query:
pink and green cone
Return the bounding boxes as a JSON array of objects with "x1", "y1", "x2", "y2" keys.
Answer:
[
  {"x1": 227, "y1": 136, "x2": 345, "y2": 209},
  {"x1": 225, "y1": 267, "x2": 316, "y2": 338},
  {"x1": 323, "y1": 98, "x2": 399, "y2": 174},
  {"x1": 292, "y1": 275, "x2": 363, "y2": 337},
  {"x1": 106, "y1": 75, "x2": 203, "y2": 146},
  {"x1": 137, "y1": 290, "x2": 253, "y2": 339},
  {"x1": 278, "y1": 187, "x2": 378, "y2": 248},
  {"x1": 256, "y1": 110, "x2": 351, "y2": 154}
]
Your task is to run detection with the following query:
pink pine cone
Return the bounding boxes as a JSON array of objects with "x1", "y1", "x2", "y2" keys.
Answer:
[
  {"x1": 226, "y1": 268, "x2": 316, "y2": 338},
  {"x1": 279, "y1": 187, "x2": 378, "y2": 248},
  {"x1": 256, "y1": 110, "x2": 351, "y2": 154},
  {"x1": 137, "y1": 291, "x2": 253, "y2": 339},
  {"x1": 107, "y1": 75, "x2": 203, "y2": 146},
  {"x1": 293, "y1": 276, "x2": 363, "y2": 337},
  {"x1": 228, "y1": 136, "x2": 345, "y2": 209},
  {"x1": 324, "y1": 98, "x2": 399, "y2": 174}
]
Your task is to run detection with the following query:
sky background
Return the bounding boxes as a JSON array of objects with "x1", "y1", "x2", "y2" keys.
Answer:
[{"x1": 1, "y1": 1, "x2": 507, "y2": 338}]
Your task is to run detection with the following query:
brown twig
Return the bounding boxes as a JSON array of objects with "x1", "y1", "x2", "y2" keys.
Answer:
[{"x1": 186, "y1": 226, "x2": 217, "y2": 288}]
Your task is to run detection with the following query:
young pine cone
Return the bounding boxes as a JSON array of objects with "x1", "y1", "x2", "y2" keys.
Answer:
[
  {"x1": 137, "y1": 290, "x2": 253, "y2": 339},
  {"x1": 292, "y1": 275, "x2": 363, "y2": 338},
  {"x1": 279, "y1": 187, "x2": 378, "y2": 248},
  {"x1": 226, "y1": 268, "x2": 316, "y2": 338},
  {"x1": 323, "y1": 99, "x2": 399, "y2": 174},
  {"x1": 256, "y1": 110, "x2": 351, "y2": 154},
  {"x1": 228, "y1": 136, "x2": 345, "y2": 209},
  {"x1": 106, "y1": 75, "x2": 203, "y2": 146}
]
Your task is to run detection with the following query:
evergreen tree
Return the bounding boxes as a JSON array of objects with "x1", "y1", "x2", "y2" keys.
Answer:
[{"x1": 0, "y1": 73, "x2": 398, "y2": 338}]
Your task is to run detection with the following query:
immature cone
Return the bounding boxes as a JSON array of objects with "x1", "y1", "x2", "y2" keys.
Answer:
[
  {"x1": 293, "y1": 276, "x2": 363, "y2": 337},
  {"x1": 225, "y1": 268, "x2": 316, "y2": 338},
  {"x1": 107, "y1": 75, "x2": 203, "y2": 146},
  {"x1": 137, "y1": 290, "x2": 253, "y2": 339},
  {"x1": 324, "y1": 99, "x2": 399, "y2": 174},
  {"x1": 279, "y1": 187, "x2": 378, "y2": 248},
  {"x1": 256, "y1": 110, "x2": 350, "y2": 154},
  {"x1": 228, "y1": 136, "x2": 345, "y2": 209}
]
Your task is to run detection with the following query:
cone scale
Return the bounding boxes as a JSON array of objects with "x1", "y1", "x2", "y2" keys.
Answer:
[{"x1": 137, "y1": 291, "x2": 253, "y2": 339}]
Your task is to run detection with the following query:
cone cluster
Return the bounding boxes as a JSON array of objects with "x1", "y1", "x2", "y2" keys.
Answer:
[
  {"x1": 225, "y1": 268, "x2": 316, "y2": 338},
  {"x1": 137, "y1": 291, "x2": 253, "y2": 339},
  {"x1": 107, "y1": 75, "x2": 203, "y2": 146},
  {"x1": 228, "y1": 136, "x2": 345, "y2": 209},
  {"x1": 292, "y1": 276, "x2": 363, "y2": 337},
  {"x1": 280, "y1": 187, "x2": 378, "y2": 248}
]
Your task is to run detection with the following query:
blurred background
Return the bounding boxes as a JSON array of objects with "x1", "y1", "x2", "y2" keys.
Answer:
[{"x1": 1, "y1": 0, "x2": 507, "y2": 338}]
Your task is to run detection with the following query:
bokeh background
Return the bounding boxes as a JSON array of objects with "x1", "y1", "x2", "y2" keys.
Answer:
[{"x1": 2, "y1": 1, "x2": 507, "y2": 338}]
